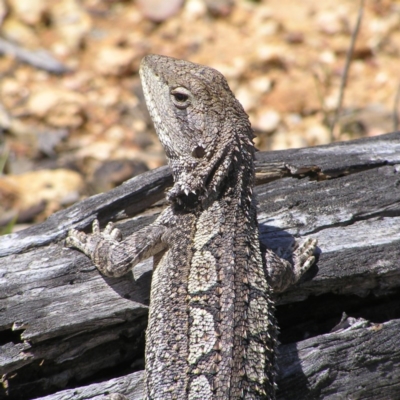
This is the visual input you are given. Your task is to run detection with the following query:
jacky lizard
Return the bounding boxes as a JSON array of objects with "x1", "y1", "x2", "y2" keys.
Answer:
[{"x1": 66, "y1": 54, "x2": 317, "y2": 400}]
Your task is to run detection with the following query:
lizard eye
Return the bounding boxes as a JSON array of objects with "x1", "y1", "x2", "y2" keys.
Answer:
[
  {"x1": 171, "y1": 87, "x2": 191, "y2": 109},
  {"x1": 173, "y1": 93, "x2": 187, "y2": 102}
]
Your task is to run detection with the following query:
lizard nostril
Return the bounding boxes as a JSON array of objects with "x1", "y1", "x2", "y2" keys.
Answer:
[{"x1": 192, "y1": 146, "x2": 205, "y2": 158}]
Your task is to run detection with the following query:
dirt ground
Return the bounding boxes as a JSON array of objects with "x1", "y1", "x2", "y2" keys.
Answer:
[{"x1": 0, "y1": 0, "x2": 399, "y2": 230}]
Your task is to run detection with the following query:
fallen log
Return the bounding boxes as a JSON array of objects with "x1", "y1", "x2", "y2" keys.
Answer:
[
  {"x1": 36, "y1": 318, "x2": 400, "y2": 400},
  {"x1": 1, "y1": 132, "x2": 400, "y2": 399}
]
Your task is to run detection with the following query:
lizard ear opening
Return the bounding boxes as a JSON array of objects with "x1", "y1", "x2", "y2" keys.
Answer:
[
  {"x1": 170, "y1": 87, "x2": 191, "y2": 109},
  {"x1": 192, "y1": 145, "x2": 205, "y2": 158}
]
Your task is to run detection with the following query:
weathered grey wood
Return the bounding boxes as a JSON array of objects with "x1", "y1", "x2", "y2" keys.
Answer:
[
  {"x1": 278, "y1": 318, "x2": 400, "y2": 399},
  {"x1": 258, "y1": 164, "x2": 400, "y2": 304},
  {"x1": 36, "y1": 370, "x2": 144, "y2": 400},
  {"x1": 2, "y1": 132, "x2": 398, "y2": 257},
  {"x1": 255, "y1": 130, "x2": 400, "y2": 181},
  {"x1": 35, "y1": 318, "x2": 400, "y2": 400},
  {"x1": 0, "y1": 165, "x2": 172, "y2": 257},
  {"x1": 1, "y1": 132, "x2": 400, "y2": 399}
]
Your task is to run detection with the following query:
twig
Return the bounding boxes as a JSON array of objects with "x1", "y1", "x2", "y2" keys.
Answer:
[
  {"x1": 0, "y1": 144, "x2": 9, "y2": 174},
  {"x1": 393, "y1": 82, "x2": 400, "y2": 132},
  {"x1": 312, "y1": 71, "x2": 326, "y2": 114},
  {"x1": 312, "y1": 70, "x2": 330, "y2": 129},
  {"x1": 0, "y1": 37, "x2": 70, "y2": 74},
  {"x1": 330, "y1": 0, "x2": 365, "y2": 141}
]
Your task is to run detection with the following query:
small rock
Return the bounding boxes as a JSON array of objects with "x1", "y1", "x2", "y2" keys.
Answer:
[
  {"x1": 235, "y1": 86, "x2": 259, "y2": 112},
  {"x1": 315, "y1": 10, "x2": 346, "y2": 35},
  {"x1": 284, "y1": 31, "x2": 304, "y2": 44},
  {"x1": 94, "y1": 46, "x2": 136, "y2": 76},
  {"x1": 27, "y1": 88, "x2": 85, "y2": 128},
  {"x1": 270, "y1": 130, "x2": 307, "y2": 151},
  {"x1": 249, "y1": 76, "x2": 272, "y2": 94},
  {"x1": 319, "y1": 50, "x2": 336, "y2": 64},
  {"x1": 368, "y1": 13, "x2": 400, "y2": 41},
  {"x1": 1, "y1": 78, "x2": 29, "y2": 101},
  {"x1": 284, "y1": 113, "x2": 302, "y2": 127},
  {"x1": 258, "y1": 20, "x2": 281, "y2": 37},
  {"x1": 62, "y1": 71, "x2": 92, "y2": 91},
  {"x1": 76, "y1": 141, "x2": 114, "y2": 161},
  {"x1": 324, "y1": 90, "x2": 340, "y2": 111},
  {"x1": 137, "y1": 0, "x2": 184, "y2": 22},
  {"x1": 49, "y1": 0, "x2": 92, "y2": 51},
  {"x1": 306, "y1": 123, "x2": 331, "y2": 146},
  {"x1": 375, "y1": 71, "x2": 388, "y2": 84},
  {"x1": 254, "y1": 110, "x2": 281, "y2": 133},
  {"x1": 1, "y1": 17, "x2": 40, "y2": 47},
  {"x1": 256, "y1": 45, "x2": 287, "y2": 68},
  {"x1": 210, "y1": 57, "x2": 246, "y2": 81},
  {"x1": 8, "y1": 0, "x2": 47, "y2": 26},
  {"x1": 204, "y1": 0, "x2": 235, "y2": 17},
  {"x1": 183, "y1": 0, "x2": 207, "y2": 20},
  {"x1": 104, "y1": 125, "x2": 126, "y2": 142},
  {"x1": 0, "y1": 169, "x2": 84, "y2": 222}
]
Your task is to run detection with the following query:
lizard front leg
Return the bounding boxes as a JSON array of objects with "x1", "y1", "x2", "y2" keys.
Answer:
[
  {"x1": 265, "y1": 237, "x2": 318, "y2": 293},
  {"x1": 66, "y1": 218, "x2": 168, "y2": 277}
]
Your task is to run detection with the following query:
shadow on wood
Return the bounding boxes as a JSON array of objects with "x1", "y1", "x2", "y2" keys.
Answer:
[{"x1": 1, "y1": 132, "x2": 400, "y2": 399}]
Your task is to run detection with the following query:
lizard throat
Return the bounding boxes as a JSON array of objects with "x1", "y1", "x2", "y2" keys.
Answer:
[{"x1": 167, "y1": 143, "x2": 236, "y2": 205}]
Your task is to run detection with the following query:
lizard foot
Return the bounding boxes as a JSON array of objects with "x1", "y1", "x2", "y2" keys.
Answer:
[
  {"x1": 265, "y1": 237, "x2": 318, "y2": 293},
  {"x1": 65, "y1": 219, "x2": 122, "y2": 259}
]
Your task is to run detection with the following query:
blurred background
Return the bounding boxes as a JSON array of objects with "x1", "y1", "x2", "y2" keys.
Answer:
[{"x1": 0, "y1": 0, "x2": 399, "y2": 231}]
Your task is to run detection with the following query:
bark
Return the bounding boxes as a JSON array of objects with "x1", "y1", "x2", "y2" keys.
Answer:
[{"x1": 1, "y1": 132, "x2": 400, "y2": 399}]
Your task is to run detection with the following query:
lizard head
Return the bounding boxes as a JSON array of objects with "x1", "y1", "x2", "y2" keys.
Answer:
[{"x1": 140, "y1": 54, "x2": 254, "y2": 204}]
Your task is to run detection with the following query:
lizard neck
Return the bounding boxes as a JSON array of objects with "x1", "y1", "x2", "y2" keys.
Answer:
[{"x1": 171, "y1": 122, "x2": 256, "y2": 211}]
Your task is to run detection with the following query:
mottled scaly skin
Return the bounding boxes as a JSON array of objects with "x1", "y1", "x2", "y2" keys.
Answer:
[
  {"x1": 66, "y1": 55, "x2": 317, "y2": 400},
  {"x1": 140, "y1": 55, "x2": 275, "y2": 399}
]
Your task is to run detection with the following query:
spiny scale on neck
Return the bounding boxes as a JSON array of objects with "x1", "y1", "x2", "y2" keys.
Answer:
[{"x1": 140, "y1": 55, "x2": 276, "y2": 399}]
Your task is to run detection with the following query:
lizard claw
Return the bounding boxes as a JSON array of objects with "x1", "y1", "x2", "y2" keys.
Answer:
[
  {"x1": 92, "y1": 219, "x2": 100, "y2": 234},
  {"x1": 265, "y1": 237, "x2": 318, "y2": 293},
  {"x1": 93, "y1": 220, "x2": 122, "y2": 241},
  {"x1": 65, "y1": 219, "x2": 123, "y2": 258},
  {"x1": 65, "y1": 228, "x2": 88, "y2": 251},
  {"x1": 293, "y1": 237, "x2": 318, "y2": 277},
  {"x1": 103, "y1": 221, "x2": 114, "y2": 235}
]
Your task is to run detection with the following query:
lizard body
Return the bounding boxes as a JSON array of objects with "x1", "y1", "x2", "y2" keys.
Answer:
[{"x1": 66, "y1": 55, "x2": 317, "y2": 400}]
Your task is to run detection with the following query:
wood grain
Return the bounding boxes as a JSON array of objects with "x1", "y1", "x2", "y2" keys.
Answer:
[{"x1": 1, "y1": 132, "x2": 399, "y2": 399}]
